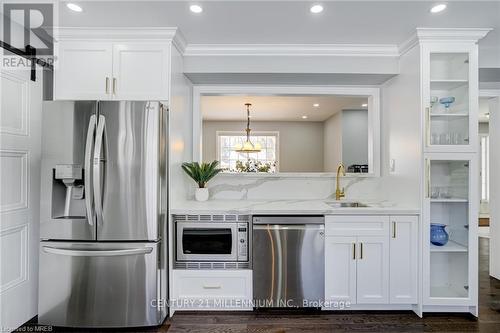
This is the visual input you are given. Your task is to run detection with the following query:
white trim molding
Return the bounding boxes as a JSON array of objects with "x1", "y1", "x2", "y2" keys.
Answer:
[
  {"x1": 184, "y1": 44, "x2": 399, "y2": 57},
  {"x1": 399, "y1": 28, "x2": 492, "y2": 55},
  {"x1": 54, "y1": 27, "x2": 185, "y2": 48}
]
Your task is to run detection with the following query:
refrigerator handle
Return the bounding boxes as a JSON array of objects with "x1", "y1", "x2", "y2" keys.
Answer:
[
  {"x1": 84, "y1": 115, "x2": 96, "y2": 226},
  {"x1": 42, "y1": 246, "x2": 153, "y2": 257},
  {"x1": 93, "y1": 115, "x2": 106, "y2": 226}
]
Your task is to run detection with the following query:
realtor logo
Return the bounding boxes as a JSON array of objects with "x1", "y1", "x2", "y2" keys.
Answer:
[{"x1": 2, "y1": 0, "x2": 54, "y2": 59}]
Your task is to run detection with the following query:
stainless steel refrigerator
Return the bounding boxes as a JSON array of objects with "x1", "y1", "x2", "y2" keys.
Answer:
[{"x1": 38, "y1": 101, "x2": 168, "y2": 328}]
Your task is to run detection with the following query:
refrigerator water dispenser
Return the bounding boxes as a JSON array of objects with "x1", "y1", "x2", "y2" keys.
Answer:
[{"x1": 51, "y1": 164, "x2": 86, "y2": 219}]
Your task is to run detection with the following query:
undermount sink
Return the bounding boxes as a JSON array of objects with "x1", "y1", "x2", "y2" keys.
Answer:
[{"x1": 325, "y1": 201, "x2": 370, "y2": 208}]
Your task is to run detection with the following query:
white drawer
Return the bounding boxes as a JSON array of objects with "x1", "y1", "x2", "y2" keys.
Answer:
[
  {"x1": 172, "y1": 270, "x2": 252, "y2": 310},
  {"x1": 325, "y1": 215, "x2": 390, "y2": 236}
]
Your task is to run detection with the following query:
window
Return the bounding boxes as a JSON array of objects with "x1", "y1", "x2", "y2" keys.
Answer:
[
  {"x1": 480, "y1": 135, "x2": 489, "y2": 202},
  {"x1": 217, "y1": 131, "x2": 279, "y2": 172}
]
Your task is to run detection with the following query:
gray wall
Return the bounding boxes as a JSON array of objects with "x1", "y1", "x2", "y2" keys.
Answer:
[
  {"x1": 341, "y1": 110, "x2": 368, "y2": 167},
  {"x1": 323, "y1": 112, "x2": 342, "y2": 172},
  {"x1": 203, "y1": 121, "x2": 325, "y2": 172}
]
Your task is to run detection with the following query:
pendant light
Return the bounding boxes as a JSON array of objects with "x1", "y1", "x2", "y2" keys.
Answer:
[{"x1": 234, "y1": 103, "x2": 262, "y2": 153}]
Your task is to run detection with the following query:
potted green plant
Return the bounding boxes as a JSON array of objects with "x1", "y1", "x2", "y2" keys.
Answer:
[{"x1": 181, "y1": 161, "x2": 222, "y2": 201}]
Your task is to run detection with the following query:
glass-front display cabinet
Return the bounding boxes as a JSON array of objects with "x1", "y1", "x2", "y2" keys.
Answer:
[
  {"x1": 422, "y1": 44, "x2": 478, "y2": 153},
  {"x1": 423, "y1": 154, "x2": 478, "y2": 306}
]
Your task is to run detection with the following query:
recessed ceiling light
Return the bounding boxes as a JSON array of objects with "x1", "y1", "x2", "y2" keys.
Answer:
[
  {"x1": 310, "y1": 4, "x2": 323, "y2": 14},
  {"x1": 190, "y1": 4, "x2": 203, "y2": 13},
  {"x1": 362, "y1": 103, "x2": 368, "y2": 107},
  {"x1": 430, "y1": 4, "x2": 447, "y2": 13},
  {"x1": 302, "y1": 115, "x2": 308, "y2": 119},
  {"x1": 313, "y1": 103, "x2": 320, "y2": 107},
  {"x1": 66, "y1": 3, "x2": 82, "y2": 12}
]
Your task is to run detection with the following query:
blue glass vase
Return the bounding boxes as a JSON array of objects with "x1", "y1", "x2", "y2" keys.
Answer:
[{"x1": 430, "y1": 223, "x2": 449, "y2": 246}]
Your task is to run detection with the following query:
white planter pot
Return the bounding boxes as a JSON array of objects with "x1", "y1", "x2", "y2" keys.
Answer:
[{"x1": 195, "y1": 188, "x2": 209, "y2": 201}]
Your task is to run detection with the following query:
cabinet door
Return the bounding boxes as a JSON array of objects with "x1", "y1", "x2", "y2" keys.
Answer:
[
  {"x1": 389, "y1": 216, "x2": 418, "y2": 304},
  {"x1": 112, "y1": 43, "x2": 170, "y2": 100},
  {"x1": 356, "y1": 236, "x2": 389, "y2": 304},
  {"x1": 422, "y1": 43, "x2": 478, "y2": 153},
  {"x1": 424, "y1": 154, "x2": 477, "y2": 306},
  {"x1": 55, "y1": 41, "x2": 112, "y2": 100},
  {"x1": 325, "y1": 236, "x2": 357, "y2": 305}
]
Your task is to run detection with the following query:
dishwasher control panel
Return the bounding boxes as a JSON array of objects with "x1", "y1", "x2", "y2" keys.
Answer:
[{"x1": 237, "y1": 222, "x2": 248, "y2": 261}]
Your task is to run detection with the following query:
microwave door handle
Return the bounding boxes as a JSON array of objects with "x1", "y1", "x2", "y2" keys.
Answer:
[
  {"x1": 93, "y1": 115, "x2": 106, "y2": 226},
  {"x1": 84, "y1": 114, "x2": 96, "y2": 226}
]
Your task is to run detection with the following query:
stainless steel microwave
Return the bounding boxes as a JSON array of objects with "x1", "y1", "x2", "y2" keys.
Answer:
[{"x1": 174, "y1": 215, "x2": 250, "y2": 269}]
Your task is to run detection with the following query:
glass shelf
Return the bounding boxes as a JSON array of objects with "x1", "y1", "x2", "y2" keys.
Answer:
[{"x1": 430, "y1": 240, "x2": 468, "y2": 253}]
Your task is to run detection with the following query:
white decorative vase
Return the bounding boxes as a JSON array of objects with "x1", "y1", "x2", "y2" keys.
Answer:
[{"x1": 195, "y1": 188, "x2": 209, "y2": 202}]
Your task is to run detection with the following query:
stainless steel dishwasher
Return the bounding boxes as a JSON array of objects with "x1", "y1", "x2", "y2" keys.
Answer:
[{"x1": 252, "y1": 215, "x2": 325, "y2": 308}]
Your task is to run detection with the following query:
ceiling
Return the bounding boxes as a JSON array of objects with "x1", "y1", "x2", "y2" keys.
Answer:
[
  {"x1": 201, "y1": 95, "x2": 367, "y2": 121},
  {"x1": 58, "y1": 1, "x2": 500, "y2": 67}
]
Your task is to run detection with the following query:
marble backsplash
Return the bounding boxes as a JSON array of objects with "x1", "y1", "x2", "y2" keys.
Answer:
[{"x1": 187, "y1": 174, "x2": 387, "y2": 202}]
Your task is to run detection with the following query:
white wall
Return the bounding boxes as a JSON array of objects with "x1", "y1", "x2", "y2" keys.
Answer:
[
  {"x1": 323, "y1": 112, "x2": 342, "y2": 172},
  {"x1": 169, "y1": 46, "x2": 193, "y2": 204},
  {"x1": 379, "y1": 45, "x2": 422, "y2": 206},
  {"x1": 202, "y1": 121, "x2": 325, "y2": 172},
  {"x1": 489, "y1": 97, "x2": 500, "y2": 279},
  {"x1": 342, "y1": 109, "x2": 368, "y2": 167}
]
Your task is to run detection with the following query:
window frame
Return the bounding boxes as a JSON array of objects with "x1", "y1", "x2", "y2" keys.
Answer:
[
  {"x1": 193, "y1": 85, "x2": 381, "y2": 177},
  {"x1": 215, "y1": 130, "x2": 280, "y2": 173}
]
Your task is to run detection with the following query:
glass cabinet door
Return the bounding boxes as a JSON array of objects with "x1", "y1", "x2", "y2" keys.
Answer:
[
  {"x1": 426, "y1": 157, "x2": 475, "y2": 302},
  {"x1": 425, "y1": 49, "x2": 477, "y2": 152}
]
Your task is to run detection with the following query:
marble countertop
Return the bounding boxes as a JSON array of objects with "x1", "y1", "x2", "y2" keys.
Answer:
[{"x1": 170, "y1": 199, "x2": 420, "y2": 215}]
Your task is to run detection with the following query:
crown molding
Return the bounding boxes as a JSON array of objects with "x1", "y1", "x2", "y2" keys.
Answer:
[
  {"x1": 54, "y1": 27, "x2": 180, "y2": 41},
  {"x1": 415, "y1": 28, "x2": 492, "y2": 42},
  {"x1": 183, "y1": 44, "x2": 400, "y2": 57},
  {"x1": 398, "y1": 28, "x2": 492, "y2": 56}
]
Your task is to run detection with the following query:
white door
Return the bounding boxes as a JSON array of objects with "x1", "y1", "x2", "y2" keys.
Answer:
[
  {"x1": 55, "y1": 41, "x2": 112, "y2": 100},
  {"x1": 356, "y1": 236, "x2": 389, "y2": 304},
  {"x1": 0, "y1": 59, "x2": 42, "y2": 331},
  {"x1": 324, "y1": 236, "x2": 357, "y2": 305},
  {"x1": 389, "y1": 216, "x2": 418, "y2": 304},
  {"x1": 112, "y1": 43, "x2": 170, "y2": 100},
  {"x1": 490, "y1": 97, "x2": 500, "y2": 280}
]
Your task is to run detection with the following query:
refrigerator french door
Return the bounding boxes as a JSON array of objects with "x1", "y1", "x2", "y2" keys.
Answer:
[{"x1": 39, "y1": 101, "x2": 168, "y2": 328}]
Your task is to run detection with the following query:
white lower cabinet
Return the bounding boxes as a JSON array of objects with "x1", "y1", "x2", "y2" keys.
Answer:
[
  {"x1": 325, "y1": 236, "x2": 357, "y2": 304},
  {"x1": 390, "y1": 216, "x2": 418, "y2": 304},
  {"x1": 325, "y1": 215, "x2": 417, "y2": 307},
  {"x1": 172, "y1": 270, "x2": 252, "y2": 311},
  {"x1": 356, "y1": 235, "x2": 389, "y2": 304}
]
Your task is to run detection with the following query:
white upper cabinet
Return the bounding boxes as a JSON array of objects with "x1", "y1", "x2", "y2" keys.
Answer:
[
  {"x1": 53, "y1": 28, "x2": 179, "y2": 101},
  {"x1": 55, "y1": 41, "x2": 112, "y2": 100},
  {"x1": 112, "y1": 43, "x2": 170, "y2": 100},
  {"x1": 418, "y1": 29, "x2": 489, "y2": 153}
]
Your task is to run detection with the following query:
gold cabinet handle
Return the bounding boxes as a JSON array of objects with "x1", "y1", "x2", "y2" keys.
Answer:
[
  {"x1": 425, "y1": 107, "x2": 431, "y2": 146},
  {"x1": 352, "y1": 243, "x2": 356, "y2": 260},
  {"x1": 112, "y1": 78, "x2": 117, "y2": 95},
  {"x1": 392, "y1": 221, "x2": 396, "y2": 238},
  {"x1": 360, "y1": 242, "x2": 363, "y2": 259},
  {"x1": 105, "y1": 77, "x2": 110, "y2": 94}
]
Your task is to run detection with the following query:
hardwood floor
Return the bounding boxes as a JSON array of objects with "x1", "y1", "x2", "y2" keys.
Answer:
[{"x1": 15, "y1": 238, "x2": 500, "y2": 333}]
